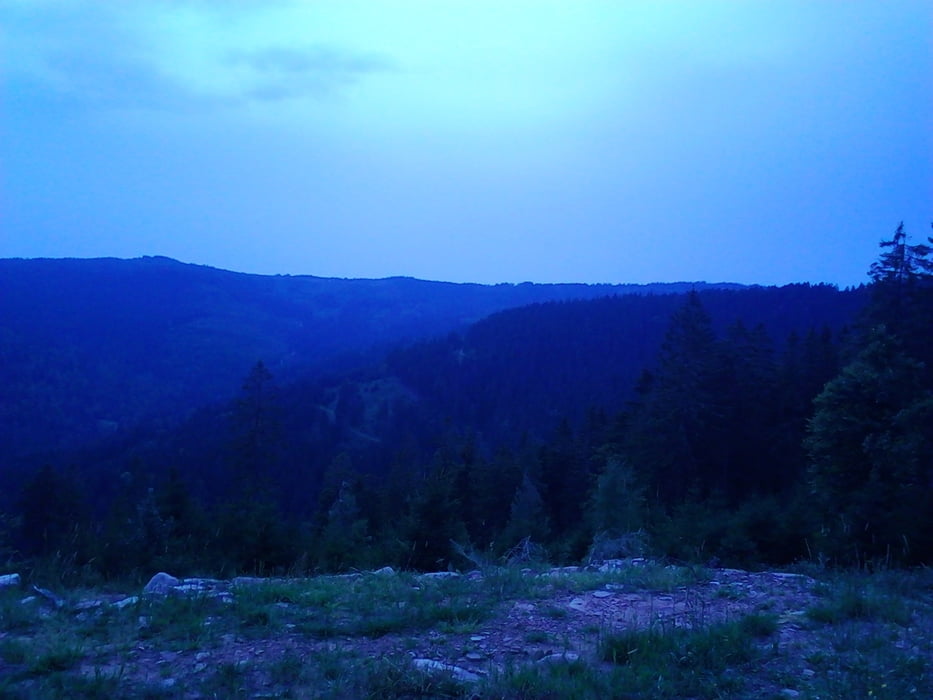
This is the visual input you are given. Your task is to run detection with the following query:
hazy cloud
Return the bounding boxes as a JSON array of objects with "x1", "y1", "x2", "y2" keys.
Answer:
[
  {"x1": 228, "y1": 46, "x2": 395, "y2": 102},
  {"x1": 1, "y1": 2, "x2": 394, "y2": 115}
]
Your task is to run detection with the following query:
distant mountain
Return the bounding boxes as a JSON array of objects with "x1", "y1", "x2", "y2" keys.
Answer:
[{"x1": 0, "y1": 255, "x2": 742, "y2": 460}]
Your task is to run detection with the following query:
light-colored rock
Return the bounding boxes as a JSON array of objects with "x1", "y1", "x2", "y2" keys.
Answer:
[
  {"x1": 31, "y1": 585, "x2": 65, "y2": 608},
  {"x1": 537, "y1": 653, "x2": 580, "y2": 664},
  {"x1": 464, "y1": 652, "x2": 484, "y2": 661},
  {"x1": 770, "y1": 572, "x2": 814, "y2": 583},
  {"x1": 780, "y1": 690, "x2": 800, "y2": 698},
  {"x1": 421, "y1": 571, "x2": 460, "y2": 579},
  {"x1": 113, "y1": 596, "x2": 139, "y2": 610},
  {"x1": 0, "y1": 573, "x2": 21, "y2": 588},
  {"x1": 143, "y1": 572, "x2": 180, "y2": 594},
  {"x1": 568, "y1": 597, "x2": 587, "y2": 612},
  {"x1": 412, "y1": 658, "x2": 480, "y2": 683},
  {"x1": 547, "y1": 566, "x2": 580, "y2": 576},
  {"x1": 598, "y1": 559, "x2": 626, "y2": 572},
  {"x1": 373, "y1": 566, "x2": 395, "y2": 576}
]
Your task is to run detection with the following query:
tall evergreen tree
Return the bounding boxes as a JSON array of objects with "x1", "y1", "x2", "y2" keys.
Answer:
[
  {"x1": 500, "y1": 472, "x2": 550, "y2": 551},
  {"x1": 807, "y1": 224, "x2": 933, "y2": 564},
  {"x1": 623, "y1": 291, "x2": 722, "y2": 502},
  {"x1": 806, "y1": 332, "x2": 933, "y2": 563}
]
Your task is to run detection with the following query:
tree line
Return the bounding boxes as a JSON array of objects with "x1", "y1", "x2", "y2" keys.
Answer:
[{"x1": 1, "y1": 224, "x2": 929, "y2": 582}]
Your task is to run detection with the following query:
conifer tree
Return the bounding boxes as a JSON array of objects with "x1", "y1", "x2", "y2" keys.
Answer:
[
  {"x1": 806, "y1": 224, "x2": 933, "y2": 564},
  {"x1": 500, "y1": 472, "x2": 550, "y2": 549},
  {"x1": 622, "y1": 291, "x2": 721, "y2": 502}
]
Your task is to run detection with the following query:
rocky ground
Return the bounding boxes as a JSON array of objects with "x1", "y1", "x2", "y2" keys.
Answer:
[{"x1": 1, "y1": 561, "x2": 931, "y2": 698}]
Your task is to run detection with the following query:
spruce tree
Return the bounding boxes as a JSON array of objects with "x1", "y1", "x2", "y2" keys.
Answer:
[{"x1": 806, "y1": 224, "x2": 933, "y2": 564}]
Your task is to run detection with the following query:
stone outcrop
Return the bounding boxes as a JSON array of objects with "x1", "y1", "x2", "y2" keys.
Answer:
[{"x1": 142, "y1": 572, "x2": 180, "y2": 594}]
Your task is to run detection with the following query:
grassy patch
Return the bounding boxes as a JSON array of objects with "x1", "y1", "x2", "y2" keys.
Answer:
[
  {"x1": 483, "y1": 658, "x2": 612, "y2": 699},
  {"x1": 256, "y1": 572, "x2": 495, "y2": 639},
  {"x1": 806, "y1": 624, "x2": 930, "y2": 700},
  {"x1": 524, "y1": 629, "x2": 551, "y2": 644},
  {"x1": 0, "y1": 636, "x2": 29, "y2": 664},
  {"x1": 599, "y1": 613, "x2": 777, "y2": 697},
  {"x1": 0, "y1": 590, "x2": 42, "y2": 632},
  {"x1": 807, "y1": 581, "x2": 912, "y2": 626},
  {"x1": 25, "y1": 637, "x2": 85, "y2": 677}
]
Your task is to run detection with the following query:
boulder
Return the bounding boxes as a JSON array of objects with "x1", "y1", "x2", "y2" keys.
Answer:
[
  {"x1": 420, "y1": 571, "x2": 460, "y2": 580},
  {"x1": 537, "y1": 653, "x2": 580, "y2": 665},
  {"x1": 0, "y1": 573, "x2": 21, "y2": 588},
  {"x1": 31, "y1": 585, "x2": 65, "y2": 608},
  {"x1": 412, "y1": 658, "x2": 480, "y2": 683},
  {"x1": 143, "y1": 572, "x2": 180, "y2": 594}
]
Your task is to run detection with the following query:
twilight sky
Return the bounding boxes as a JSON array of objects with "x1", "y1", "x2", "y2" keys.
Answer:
[{"x1": 1, "y1": 1, "x2": 931, "y2": 286}]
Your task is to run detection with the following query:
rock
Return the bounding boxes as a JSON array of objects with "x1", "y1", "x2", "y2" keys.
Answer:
[
  {"x1": 113, "y1": 596, "x2": 139, "y2": 610},
  {"x1": 537, "y1": 653, "x2": 580, "y2": 664},
  {"x1": 0, "y1": 573, "x2": 21, "y2": 588},
  {"x1": 373, "y1": 566, "x2": 395, "y2": 576},
  {"x1": 780, "y1": 690, "x2": 800, "y2": 698},
  {"x1": 412, "y1": 658, "x2": 480, "y2": 683},
  {"x1": 598, "y1": 559, "x2": 626, "y2": 572},
  {"x1": 464, "y1": 652, "x2": 484, "y2": 661},
  {"x1": 31, "y1": 585, "x2": 65, "y2": 608},
  {"x1": 421, "y1": 571, "x2": 460, "y2": 579},
  {"x1": 568, "y1": 597, "x2": 587, "y2": 612},
  {"x1": 20, "y1": 596, "x2": 37, "y2": 605},
  {"x1": 143, "y1": 572, "x2": 180, "y2": 594},
  {"x1": 592, "y1": 590, "x2": 613, "y2": 599},
  {"x1": 770, "y1": 572, "x2": 814, "y2": 583}
]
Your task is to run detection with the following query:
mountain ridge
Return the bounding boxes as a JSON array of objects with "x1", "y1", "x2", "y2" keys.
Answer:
[{"x1": 0, "y1": 255, "x2": 749, "y2": 461}]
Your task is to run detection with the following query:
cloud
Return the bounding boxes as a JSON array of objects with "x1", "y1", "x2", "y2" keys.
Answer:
[
  {"x1": 228, "y1": 46, "x2": 394, "y2": 102},
  {"x1": 1, "y1": 2, "x2": 394, "y2": 116}
]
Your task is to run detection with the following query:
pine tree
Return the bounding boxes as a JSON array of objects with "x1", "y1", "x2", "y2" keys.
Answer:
[
  {"x1": 806, "y1": 225, "x2": 933, "y2": 564},
  {"x1": 501, "y1": 472, "x2": 550, "y2": 547},
  {"x1": 806, "y1": 332, "x2": 933, "y2": 563},
  {"x1": 622, "y1": 291, "x2": 722, "y2": 503}
]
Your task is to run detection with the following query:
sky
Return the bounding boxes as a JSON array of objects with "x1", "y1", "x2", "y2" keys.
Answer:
[{"x1": 1, "y1": 1, "x2": 931, "y2": 286}]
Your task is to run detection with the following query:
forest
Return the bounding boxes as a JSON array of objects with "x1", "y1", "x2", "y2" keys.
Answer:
[{"x1": 1, "y1": 225, "x2": 931, "y2": 583}]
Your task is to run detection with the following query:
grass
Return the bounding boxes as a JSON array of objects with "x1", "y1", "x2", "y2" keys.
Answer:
[
  {"x1": 807, "y1": 578, "x2": 913, "y2": 626},
  {"x1": 597, "y1": 612, "x2": 778, "y2": 698},
  {"x1": 0, "y1": 564, "x2": 930, "y2": 698}
]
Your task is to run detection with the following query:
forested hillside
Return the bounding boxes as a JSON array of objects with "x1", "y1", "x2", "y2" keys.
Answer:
[
  {"x1": 4, "y1": 228, "x2": 931, "y2": 580},
  {"x1": 0, "y1": 256, "x2": 723, "y2": 461},
  {"x1": 2, "y1": 275, "x2": 882, "y2": 579}
]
